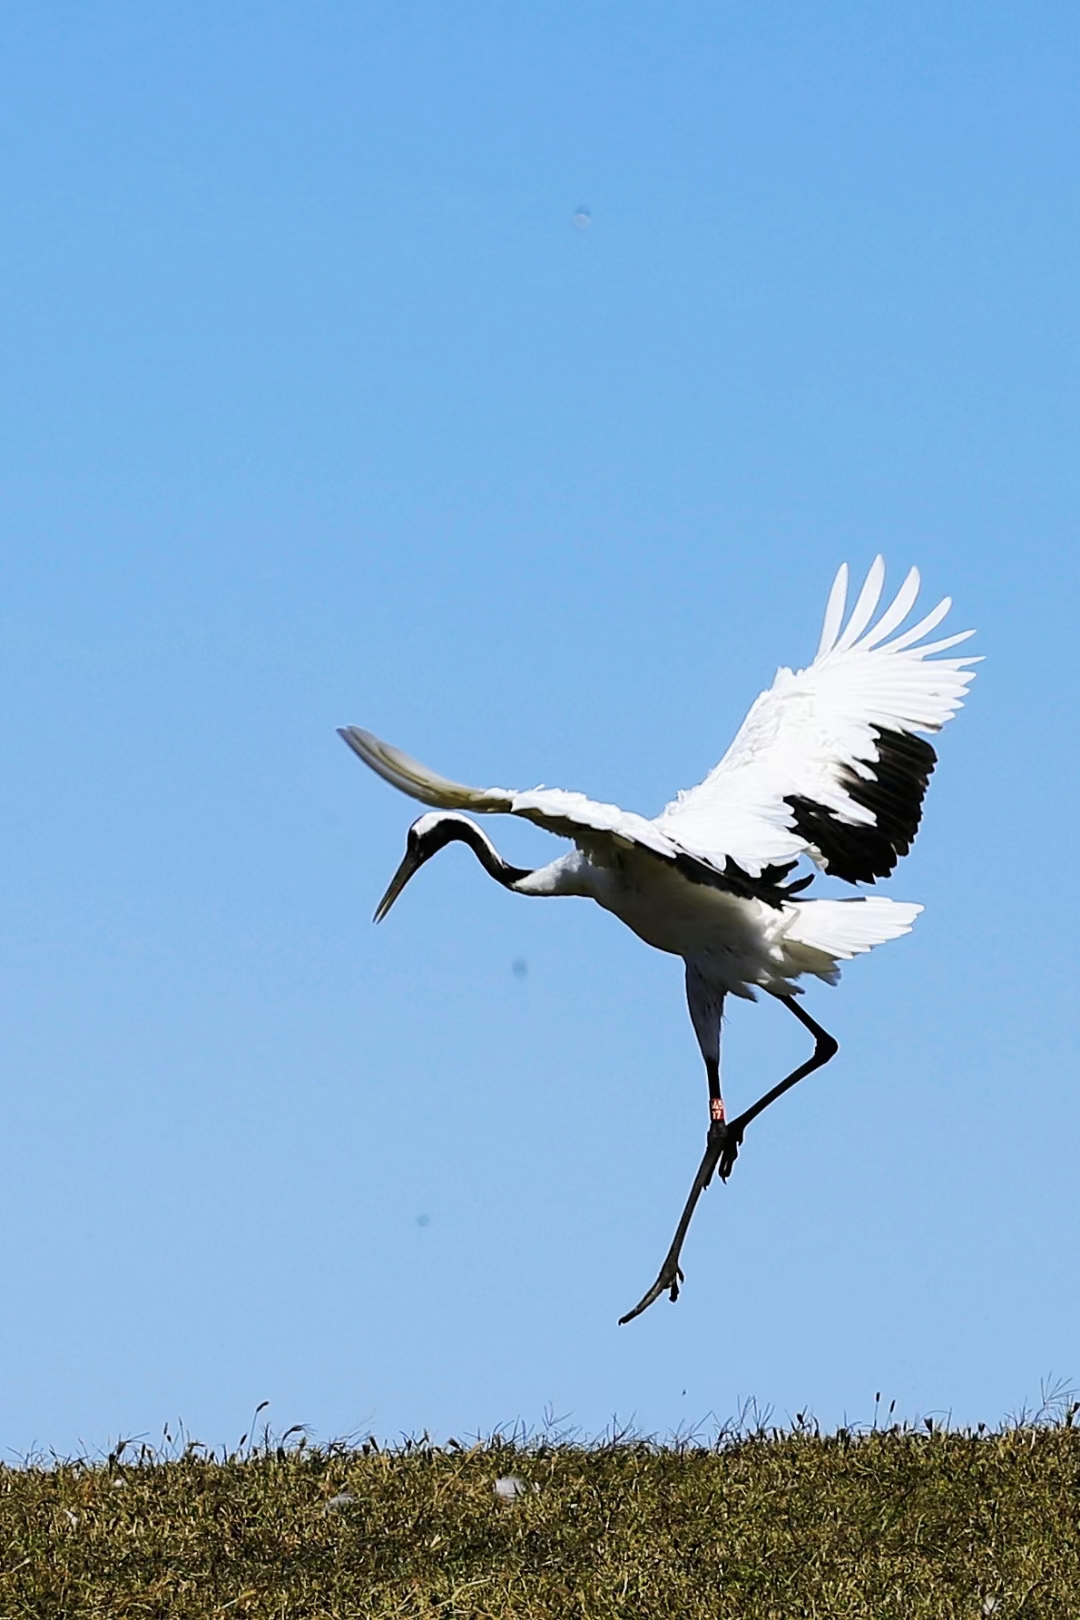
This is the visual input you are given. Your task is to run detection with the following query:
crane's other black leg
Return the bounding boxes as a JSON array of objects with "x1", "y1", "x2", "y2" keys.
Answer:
[
  {"x1": 716, "y1": 994, "x2": 838, "y2": 1180},
  {"x1": 618, "y1": 991, "x2": 838, "y2": 1326}
]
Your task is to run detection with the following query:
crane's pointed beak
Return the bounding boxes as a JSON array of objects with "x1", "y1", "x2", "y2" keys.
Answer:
[{"x1": 373, "y1": 847, "x2": 423, "y2": 923}]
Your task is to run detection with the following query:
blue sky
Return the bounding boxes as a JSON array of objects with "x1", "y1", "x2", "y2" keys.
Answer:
[{"x1": 0, "y1": 2, "x2": 1077, "y2": 1457}]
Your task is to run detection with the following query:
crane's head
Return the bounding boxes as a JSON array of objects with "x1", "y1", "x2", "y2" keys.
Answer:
[
  {"x1": 374, "y1": 812, "x2": 531, "y2": 922},
  {"x1": 374, "y1": 813, "x2": 457, "y2": 922},
  {"x1": 374, "y1": 812, "x2": 500, "y2": 922}
]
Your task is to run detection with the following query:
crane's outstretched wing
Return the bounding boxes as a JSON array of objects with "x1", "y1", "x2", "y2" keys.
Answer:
[
  {"x1": 654, "y1": 557, "x2": 978, "y2": 883},
  {"x1": 337, "y1": 727, "x2": 790, "y2": 904}
]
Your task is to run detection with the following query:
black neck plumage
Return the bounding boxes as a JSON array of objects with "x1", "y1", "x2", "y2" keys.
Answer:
[{"x1": 419, "y1": 815, "x2": 533, "y2": 890}]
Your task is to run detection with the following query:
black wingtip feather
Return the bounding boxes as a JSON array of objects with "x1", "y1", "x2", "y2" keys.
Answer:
[{"x1": 785, "y1": 727, "x2": 937, "y2": 885}]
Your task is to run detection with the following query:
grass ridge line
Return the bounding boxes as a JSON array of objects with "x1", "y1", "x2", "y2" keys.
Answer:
[{"x1": 3, "y1": 1409, "x2": 1079, "y2": 1617}]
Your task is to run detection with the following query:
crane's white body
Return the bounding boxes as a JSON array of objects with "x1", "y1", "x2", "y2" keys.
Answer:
[{"x1": 506, "y1": 842, "x2": 918, "y2": 998}]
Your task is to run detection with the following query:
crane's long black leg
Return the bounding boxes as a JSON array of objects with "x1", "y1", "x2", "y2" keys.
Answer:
[
  {"x1": 618, "y1": 993, "x2": 838, "y2": 1326},
  {"x1": 716, "y1": 994, "x2": 838, "y2": 1180}
]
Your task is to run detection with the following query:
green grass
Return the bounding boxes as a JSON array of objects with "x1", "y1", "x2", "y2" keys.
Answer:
[{"x1": 3, "y1": 1413, "x2": 1080, "y2": 1618}]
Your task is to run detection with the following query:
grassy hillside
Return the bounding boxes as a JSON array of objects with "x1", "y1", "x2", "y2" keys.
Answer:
[{"x1": 2, "y1": 1417, "x2": 1079, "y2": 1617}]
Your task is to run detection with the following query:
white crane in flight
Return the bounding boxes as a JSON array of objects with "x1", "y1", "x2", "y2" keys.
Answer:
[{"x1": 340, "y1": 558, "x2": 977, "y2": 1322}]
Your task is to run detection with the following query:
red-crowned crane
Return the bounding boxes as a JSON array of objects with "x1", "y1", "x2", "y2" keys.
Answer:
[{"x1": 340, "y1": 558, "x2": 977, "y2": 1322}]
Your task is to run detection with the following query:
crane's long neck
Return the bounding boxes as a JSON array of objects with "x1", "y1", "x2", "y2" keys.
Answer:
[{"x1": 419, "y1": 812, "x2": 534, "y2": 890}]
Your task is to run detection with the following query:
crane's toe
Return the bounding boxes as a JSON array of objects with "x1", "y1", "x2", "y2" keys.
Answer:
[
  {"x1": 702, "y1": 1118, "x2": 742, "y2": 1185},
  {"x1": 618, "y1": 1262, "x2": 684, "y2": 1325},
  {"x1": 717, "y1": 1123, "x2": 744, "y2": 1181}
]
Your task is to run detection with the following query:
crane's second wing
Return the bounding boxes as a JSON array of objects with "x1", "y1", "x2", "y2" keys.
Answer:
[
  {"x1": 654, "y1": 557, "x2": 978, "y2": 883},
  {"x1": 338, "y1": 727, "x2": 791, "y2": 904}
]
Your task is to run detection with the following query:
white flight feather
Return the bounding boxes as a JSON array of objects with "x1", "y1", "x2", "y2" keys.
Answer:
[
  {"x1": 815, "y1": 563, "x2": 849, "y2": 659},
  {"x1": 857, "y1": 565, "x2": 920, "y2": 649},
  {"x1": 883, "y1": 595, "x2": 954, "y2": 652},
  {"x1": 832, "y1": 554, "x2": 885, "y2": 653}
]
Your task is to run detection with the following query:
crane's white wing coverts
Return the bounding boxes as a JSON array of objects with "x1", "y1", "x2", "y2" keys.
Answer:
[{"x1": 655, "y1": 558, "x2": 978, "y2": 882}]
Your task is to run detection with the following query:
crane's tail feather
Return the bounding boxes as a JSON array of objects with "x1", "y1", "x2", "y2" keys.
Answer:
[
  {"x1": 778, "y1": 896, "x2": 922, "y2": 985},
  {"x1": 337, "y1": 726, "x2": 514, "y2": 813}
]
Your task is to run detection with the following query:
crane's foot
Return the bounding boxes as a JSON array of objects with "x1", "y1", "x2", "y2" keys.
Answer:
[
  {"x1": 701, "y1": 1118, "x2": 743, "y2": 1186},
  {"x1": 618, "y1": 1261, "x2": 684, "y2": 1326},
  {"x1": 717, "y1": 1122, "x2": 744, "y2": 1182}
]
